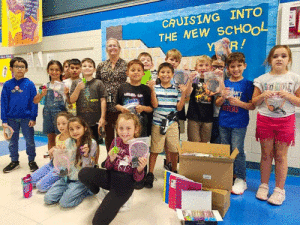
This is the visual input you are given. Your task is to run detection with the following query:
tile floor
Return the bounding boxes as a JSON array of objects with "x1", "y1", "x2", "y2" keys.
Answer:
[{"x1": 0, "y1": 134, "x2": 300, "y2": 225}]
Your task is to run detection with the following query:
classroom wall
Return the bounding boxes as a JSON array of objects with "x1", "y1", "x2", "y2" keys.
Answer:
[{"x1": 1, "y1": 0, "x2": 300, "y2": 170}]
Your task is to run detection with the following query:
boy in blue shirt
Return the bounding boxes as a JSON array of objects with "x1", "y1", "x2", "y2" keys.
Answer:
[
  {"x1": 1, "y1": 57, "x2": 39, "y2": 173},
  {"x1": 216, "y1": 52, "x2": 254, "y2": 195}
]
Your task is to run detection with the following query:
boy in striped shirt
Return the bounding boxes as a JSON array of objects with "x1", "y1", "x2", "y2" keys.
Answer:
[{"x1": 144, "y1": 62, "x2": 194, "y2": 188}]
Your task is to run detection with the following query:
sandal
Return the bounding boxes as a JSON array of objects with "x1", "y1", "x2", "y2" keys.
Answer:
[
  {"x1": 267, "y1": 187, "x2": 285, "y2": 206},
  {"x1": 256, "y1": 183, "x2": 269, "y2": 201}
]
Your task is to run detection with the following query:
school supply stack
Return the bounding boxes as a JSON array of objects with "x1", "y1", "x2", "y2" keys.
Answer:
[
  {"x1": 178, "y1": 141, "x2": 239, "y2": 217},
  {"x1": 163, "y1": 171, "x2": 223, "y2": 224},
  {"x1": 176, "y1": 209, "x2": 223, "y2": 225}
]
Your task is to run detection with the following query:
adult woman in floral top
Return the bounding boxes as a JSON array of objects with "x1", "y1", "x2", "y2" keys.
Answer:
[{"x1": 96, "y1": 38, "x2": 127, "y2": 153}]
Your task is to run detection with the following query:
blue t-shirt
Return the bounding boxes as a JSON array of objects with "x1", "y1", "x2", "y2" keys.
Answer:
[{"x1": 219, "y1": 78, "x2": 254, "y2": 128}]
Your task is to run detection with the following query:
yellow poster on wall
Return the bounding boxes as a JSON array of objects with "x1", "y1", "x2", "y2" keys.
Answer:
[
  {"x1": 1, "y1": 0, "x2": 43, "y2": 47},
  {"x1": 0, "y1": 55, "x2": 14, "y2": 84}
]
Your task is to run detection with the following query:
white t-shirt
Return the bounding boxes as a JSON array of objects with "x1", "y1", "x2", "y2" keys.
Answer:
[
  {"x1": 63, "y1": 78, "x2": 81, "y2": 115},
  {"x1": 63, "y1": 78, "x2": 73, "y2": 91},
  {"x1": 254, "y1": 71, "x2": 300, "y2": 118}
]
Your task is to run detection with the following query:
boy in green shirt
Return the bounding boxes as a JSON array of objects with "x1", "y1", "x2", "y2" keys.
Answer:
[{"x1": 138, "y1": 52, "x2": 154, "y2": 84}]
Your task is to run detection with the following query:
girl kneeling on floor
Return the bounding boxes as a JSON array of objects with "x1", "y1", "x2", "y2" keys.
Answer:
[
  {"x1": 32, "y1": 111, "x2": 72, "y2": 192},
  {"x1": 79, "y1": 113, "x2": 147, "y2": 225},
  {"x1": 44, "y1": 116, "x2": 99, "y2": 208}
]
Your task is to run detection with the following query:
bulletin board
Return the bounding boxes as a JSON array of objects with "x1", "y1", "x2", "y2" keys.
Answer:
[
  {"x1": 101, "y1": 0, "x2": 279, "y2": 81},
  {"x1": 1, "y1": 0, "x2": 43, "y2": 47}
]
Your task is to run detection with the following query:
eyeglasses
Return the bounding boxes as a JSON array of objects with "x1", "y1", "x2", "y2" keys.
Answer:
[
  {"x1": 212, "y1": 65, "x2": 224, "y2": 70},
  {"x1": 13, "y1": 66, "x2": 26, "y2": 70}
]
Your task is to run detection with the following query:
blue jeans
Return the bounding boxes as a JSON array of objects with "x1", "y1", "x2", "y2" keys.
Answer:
[
  {"x1": 219, "y1": 126, "x2": 247, "y2": 180},
  {"x1": 31, "y1": 161, "x2": 60, "y2": 192},
  {"x1": 7, "y1": 118, "x2": 36, "y2": 162},
  {"x1": 44, "y1": 178, "x2": 93, "y2": 208}
]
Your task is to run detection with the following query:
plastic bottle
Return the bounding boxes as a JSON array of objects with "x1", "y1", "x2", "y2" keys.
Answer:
[{"x1": 21, "y1": 174, "x2": 33, "y2": 198}]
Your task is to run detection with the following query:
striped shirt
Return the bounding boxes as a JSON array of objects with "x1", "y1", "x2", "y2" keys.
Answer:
[{"x1": 153, "y1": 84, "x2": 181, "y2": 126}]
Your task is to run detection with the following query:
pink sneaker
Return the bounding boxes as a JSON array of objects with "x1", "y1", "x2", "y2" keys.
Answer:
[
  {"x1": 231, "y1": 178, "x2": 247, "y2": 195},
  {"x1": 256, "y1": 183, "x2": 269, "y2": 201},
  {"x1": 268, "y1": 187, "x2": 285, "y2": 206}
]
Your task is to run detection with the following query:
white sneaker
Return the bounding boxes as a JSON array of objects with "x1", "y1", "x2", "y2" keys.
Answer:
[
  {"x1": 119, "y1": 193, "x2": 134, "y2": 213},
  {"x1": 231, "y1": 178, "x2": 247, "y2": 195},
  {"x1": 96, "y1": 188, "x2": 109, "y2": 203}
]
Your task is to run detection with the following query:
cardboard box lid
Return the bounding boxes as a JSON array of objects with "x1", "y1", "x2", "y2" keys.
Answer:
[
  {"x1": 180, "y1": 141, "x2": 239, "y2": 160},
  {"x1": 180, "y1": 155, "x2": 235, "y2": 163}
]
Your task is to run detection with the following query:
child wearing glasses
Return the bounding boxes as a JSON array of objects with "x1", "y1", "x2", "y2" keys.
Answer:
[{"x1": 1, "y1": 57, "x2": 39, "y2": 173}]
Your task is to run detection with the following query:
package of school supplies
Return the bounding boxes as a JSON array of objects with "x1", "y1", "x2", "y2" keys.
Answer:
[
  {"x1": 3, "y1": 125, "x2": 14, "y2": 141},
  {"x1": 53, "y1": 148, "x2": 70, "y2": 177},
  {"x1": 172, "y1": 69, "x2": 190, "y2": 89},
  {"x1": 176, "y1": 209, "x2": 223, "y2": 225},
  {"x1": 204, "y1": 71, "x2": 222, "y2": 95}
]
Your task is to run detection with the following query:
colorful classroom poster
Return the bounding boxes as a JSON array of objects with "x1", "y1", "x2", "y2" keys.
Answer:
[
  {"x1": 101, "y1": 0, "x2": 278, "y2": 81},
  {"x1": 0, "y1": 55, "x2": 14, "y2": 84},
  {"x1": 1, "y1": 0, "x2": 43, "y2": 47}
]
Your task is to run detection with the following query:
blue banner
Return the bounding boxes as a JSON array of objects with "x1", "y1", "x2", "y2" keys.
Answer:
[{"x1": 101, "y1": 0, "x2": 278, "y2": 81}]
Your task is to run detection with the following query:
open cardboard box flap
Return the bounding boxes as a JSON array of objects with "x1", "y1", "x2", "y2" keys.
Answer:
[
  {"x1": 180, "y1": 141, "x2": 239, "y2": 159},
  {"x1": 179, "y1": 141, "x2": 240, "y2": 191}
]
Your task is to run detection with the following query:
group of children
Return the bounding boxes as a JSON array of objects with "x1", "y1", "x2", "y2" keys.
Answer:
[{"x1": 1, "y1": 43, "x2": 299, "y2": 224}]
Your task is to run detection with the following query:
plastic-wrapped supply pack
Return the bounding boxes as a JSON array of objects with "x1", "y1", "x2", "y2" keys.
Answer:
[
  {"x1": 173, "y1": 69, "x2": 190, "y2": 90},
  {"x1": 53, "y1": 148, "x2": 70, "y2": 177},
  {"x1": 266, "y1": 95, "x2": 286, "y2": 115},
  {"x1": 204, "y1": 71, "x2": 223, "y2": 95},
  {"x1": 128, "y1": 138, "x2": 149, "y2": 168},
  {"x1": 214, "y1": 37, "x2": 231, "y2": 60}
]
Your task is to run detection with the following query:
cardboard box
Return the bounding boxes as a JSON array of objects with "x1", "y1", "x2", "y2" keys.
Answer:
[
  {"x1": 203, "y1": 188, "x2": 230, "y2": 218},
  {"x1": 178, "y1": 141, "x2": 238, "y2": 191}
]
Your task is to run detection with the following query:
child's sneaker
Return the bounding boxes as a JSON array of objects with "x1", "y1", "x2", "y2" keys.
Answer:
[
  {"x1": 3, "y1": 161, "x2": 20, "y2": 173},
  {"x1": 144, "y1": 172, "x2": 154, "y2": 188},
  {"x1": 164, "y1": 162, "x2": 172, "y2": 171},
  {"x1": 119, "y1": 193, "x2": 134, "y2": 212},
  {"x1": 231, "y1": 178, "x2": 247, "y2": 195},
  {"x1": 256, "y1": 183, "x2": 269, "y2": 201},
  {"x1": 267, "y1": 187, "x2": 285, "y2": 206},
  {"x1": 96, "y1": 188, "x2": 109, "y2": 203},
  {"x1": 29, "y1": 161, "x2": 39, "y2": 172}
]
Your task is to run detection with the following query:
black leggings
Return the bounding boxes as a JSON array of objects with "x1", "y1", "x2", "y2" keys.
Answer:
[{"x1": 78, "y1": 168, "x2": 134, "y2": 225}]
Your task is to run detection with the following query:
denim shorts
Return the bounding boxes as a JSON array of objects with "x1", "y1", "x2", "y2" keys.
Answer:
[{"x1": 43, "y1": 109, "x2": 62, "y2": 134}]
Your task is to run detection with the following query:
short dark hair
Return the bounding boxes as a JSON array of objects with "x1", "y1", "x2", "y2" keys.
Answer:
[
  {"x1": 127, "y1": 59, "x2": 144, "y2": 71},
  {"x1": 157, "y1": 62, "x2": 174, "y2": 74},
  {"x1": 10, "y1": 57, "x2": 28, "y2": 69},
  {"x1": 81, "y1": 58, "x2": 96, "y2": 68},
  {"x1": 226, "y1": 52, "x2": 245, "y2": 66},
  {"x1": 69, "y1": 58, "x2": 81, "y2": 67},
  {"x1": 211, "y1": 54, "x2": 226, "y2": 63}
]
